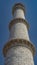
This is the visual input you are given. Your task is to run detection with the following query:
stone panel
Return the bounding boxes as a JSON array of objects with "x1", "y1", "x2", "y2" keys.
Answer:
[
  {"x1": 9, "y1": 23, "x2": 29, "y2": 41},
  {"x1": 14, "y1": 9, "x2": 25, "y2": 19},
  {"x1": 5, "y1": 46, "x2": 34, "y2": 65}
]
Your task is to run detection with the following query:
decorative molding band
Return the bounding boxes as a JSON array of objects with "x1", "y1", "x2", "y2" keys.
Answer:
[
  {"x1": 3, "y1": 39, "x2": 35, "y2": 57},
  {"x1": 9, "y1": 18, "x2": 29, "y2": 30}
]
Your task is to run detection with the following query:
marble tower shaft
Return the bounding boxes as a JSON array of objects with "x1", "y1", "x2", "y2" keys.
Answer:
[{"x1": 3, "y1": 3, "x2": 35, "y2": 65}]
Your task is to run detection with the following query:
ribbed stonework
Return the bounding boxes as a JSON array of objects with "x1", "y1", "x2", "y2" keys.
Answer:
[{"x1": 3, "y1": 3, "x2": 35, "y2": 65}]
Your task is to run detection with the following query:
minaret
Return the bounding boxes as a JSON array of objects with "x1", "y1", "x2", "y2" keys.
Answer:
[{"x1": 3, "y1": 3, "x2": 35, "y2": 65}]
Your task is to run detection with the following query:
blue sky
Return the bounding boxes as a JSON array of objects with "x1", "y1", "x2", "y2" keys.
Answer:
[{"x1": 0, "y1": 0, "x2": 37, "y2": 65}]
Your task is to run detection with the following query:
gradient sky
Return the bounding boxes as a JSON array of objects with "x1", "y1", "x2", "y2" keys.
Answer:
[{"x1": 0, "y1": 0, "x2": 37, "y2": 65}]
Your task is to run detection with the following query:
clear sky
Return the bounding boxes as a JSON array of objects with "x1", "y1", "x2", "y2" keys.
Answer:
[{"x1": 0, "y1": 0, "x2": 37, "y2": 65}]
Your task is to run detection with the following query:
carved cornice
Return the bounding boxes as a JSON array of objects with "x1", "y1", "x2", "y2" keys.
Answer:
[
  {"x1": 3, "y1": 39, "x2": 35, "y2": 57},
  {"x1": 9, "y1": 18, "x2": 29, "y2": 30}
]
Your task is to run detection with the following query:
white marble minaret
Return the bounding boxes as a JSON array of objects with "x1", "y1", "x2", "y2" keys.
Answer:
[{"x1": 3, "y1": 3, "x2": 35, "y2": 65}]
